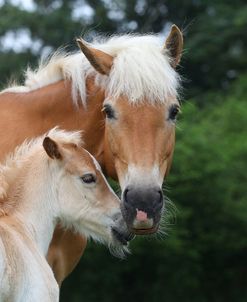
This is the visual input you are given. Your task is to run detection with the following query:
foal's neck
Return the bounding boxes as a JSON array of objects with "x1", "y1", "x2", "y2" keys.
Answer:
[{"x1": 7, "y1": 152, "x2": 58, "y2": 255}]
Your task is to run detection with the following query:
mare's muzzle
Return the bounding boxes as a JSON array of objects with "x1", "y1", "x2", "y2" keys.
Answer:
[{"x1": 122, "y1": 186, "x2": 163, "y2": 234}]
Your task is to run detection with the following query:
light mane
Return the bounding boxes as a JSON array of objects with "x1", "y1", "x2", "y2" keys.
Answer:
[
  {"x1": 0, "y1": 128, "x2": 82, "y2": 204},
  {"x1": 2, "y1": 34, "x2": 181, "y2": 105}
]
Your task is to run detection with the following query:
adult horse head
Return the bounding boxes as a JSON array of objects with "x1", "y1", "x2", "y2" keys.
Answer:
[{"x1": 77, "y1": 25, "x2": 183, "y2": 234}]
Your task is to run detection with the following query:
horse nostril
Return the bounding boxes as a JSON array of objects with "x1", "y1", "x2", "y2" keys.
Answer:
[
  {"x1": 158, "y1": 189, "x2": 163, "y2": 203},
  {"x1": 123, "y1": 188, "x2": 129, "y2": 203}
]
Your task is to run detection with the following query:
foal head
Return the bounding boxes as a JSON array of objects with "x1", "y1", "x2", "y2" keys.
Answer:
[
  {"x1": 77, "y1": 25, "x2": 183, "y2": 234},
  {"x1": 42, "y1": 132, "x2": 131, "y2": 255}
]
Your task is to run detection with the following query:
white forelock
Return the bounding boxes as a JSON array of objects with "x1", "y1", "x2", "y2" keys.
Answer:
[{"x1": 2, "y1": 34, "x2": 181, "y2": 105}]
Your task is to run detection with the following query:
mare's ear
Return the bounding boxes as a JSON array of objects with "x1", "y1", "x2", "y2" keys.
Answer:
[
  {"x1": 76, "y1": 38, "x2": 113, "y2": 75},
  {"x1": 164, "y1": 24, "x2": 183, "y2": 68},
  {"x1": 43, "y1": 137, "x2": 62, "y2": 160}
]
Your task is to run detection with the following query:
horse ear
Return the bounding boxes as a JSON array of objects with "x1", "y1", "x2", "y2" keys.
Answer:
[
  {"x1": 76, "y1": 38, "x2": 113, "y2": 75},
  {"x1": 164, "y1": 24, "x2": 183, "y2": 68},
  {"x1": 43, "y1": 137, "x2": 62, "y2": 160}
]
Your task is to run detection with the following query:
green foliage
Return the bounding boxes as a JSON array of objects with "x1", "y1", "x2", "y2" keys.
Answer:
[
  {"x1": 1, "y1": 0, "x2": 247, "y2": 98},
  {"x1": 168, "y1": 76, "x2": 247, "y2": 301}
]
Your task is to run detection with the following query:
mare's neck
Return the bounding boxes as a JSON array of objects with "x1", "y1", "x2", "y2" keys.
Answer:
[
  {"x1": 0, "y1": 79, "x2": 106, "y2": 167},
  {"x1": 33, "y1": 79, "x2": 107, "y2": 164},
  {"x1": 7, "y1": 152, "x2": 58, "y2": 255}
]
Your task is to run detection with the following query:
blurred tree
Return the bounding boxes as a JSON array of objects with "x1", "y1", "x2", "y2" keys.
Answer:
[{"x1": 1, "y1": 0, "x2": 247, "y2": 97}]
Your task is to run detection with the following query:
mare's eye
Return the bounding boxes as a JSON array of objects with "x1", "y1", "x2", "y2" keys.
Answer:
[
  {"x1": 102, "y1": 104, "x2": 115, "y2": 119},
  {"x1": 169, "y1": 104, "x2": 180, "y2": 121},
  {"x1": 80, "y1": 173, "x2": 96, "y2": 184}
]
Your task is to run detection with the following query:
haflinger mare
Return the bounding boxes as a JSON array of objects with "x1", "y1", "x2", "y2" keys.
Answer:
[{"x1": 0, "y1": 128, "x2": 131, "y2": 302}]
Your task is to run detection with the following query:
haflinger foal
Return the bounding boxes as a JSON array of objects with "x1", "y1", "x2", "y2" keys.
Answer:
[{"x1": 0, "y1": 128, "x2": 131, "y2": 302}]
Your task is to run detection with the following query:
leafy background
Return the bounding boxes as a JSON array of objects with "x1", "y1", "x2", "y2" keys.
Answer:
[{"x1": 0, "y1": 1, "x2": 246, "y2": 301}]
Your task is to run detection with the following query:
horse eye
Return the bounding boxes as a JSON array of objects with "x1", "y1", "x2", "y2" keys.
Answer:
[
  {"x1": 102, "y1": 104, "x2": 116, "y2": 119},
  {"x1": 80, "y1": 173, "x2": 96, "y2": 184},
  {"x1": 169, "y1": 105, "x2": 180, "y2": 121}
]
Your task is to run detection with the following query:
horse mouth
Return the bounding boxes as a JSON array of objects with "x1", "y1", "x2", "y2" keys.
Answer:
[
  {"x1": 130, "y1": 225, "x2": 158, "y2": 235},
  {"x1": 111, "y1": 227, "x2": 134, "y2": 246}
]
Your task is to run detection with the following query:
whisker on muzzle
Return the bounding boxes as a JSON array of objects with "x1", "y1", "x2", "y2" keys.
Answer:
[{"x1": 155, "y1": 195, "x2": 178, "y2": 240}]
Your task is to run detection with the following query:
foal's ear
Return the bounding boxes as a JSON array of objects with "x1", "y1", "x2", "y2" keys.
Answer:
[
  {"x1": 43, "y1": 137, "x2": 62, "y2": 160},
  {"x1": 76, "y1": 38, "x2": 114, "y2": 75},
  {"x1": 164, "y1": 24, "x2": 183, "y2": 68}
]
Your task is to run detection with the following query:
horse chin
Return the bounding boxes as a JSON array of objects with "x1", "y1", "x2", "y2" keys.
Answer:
[
  {"x1": 108, "y1": 242, "x2": 130, "y2": 259},
  {"x1": 111, "y1": 226, "x2": 134, "y2": 246},
  {"x1": 109, "y1": 226, "x2": 133, "y2": 258},
  {"x1": 130, "y1": 225, "x2": 159, "y2": 235}
]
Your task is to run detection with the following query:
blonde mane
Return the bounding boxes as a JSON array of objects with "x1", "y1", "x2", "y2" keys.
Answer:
[
  {"x1": 2, "y1": 34, "x2": 181, "y2": 106},
  {"x1": 0, "y1": 128, "x2": 82, "y2": 206}
]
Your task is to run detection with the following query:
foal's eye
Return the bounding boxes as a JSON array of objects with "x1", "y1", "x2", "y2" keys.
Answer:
[
  {"x1": 102, "y1": 104, "x2": 116, "y2": 119},
  {"x1": 169, "y1": 104, "x2": 180, "y2": 121},
  {"x1": 80, "y1": 174, "x2": 96, "y2": 184}
]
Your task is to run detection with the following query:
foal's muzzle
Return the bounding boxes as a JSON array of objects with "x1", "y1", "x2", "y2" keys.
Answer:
[
  {"x1": 122, "y1": 186, "x2": 163, "y2": 235},
  {"x1": 111, "y1": 212, "x2": 134, "y2": 246}
]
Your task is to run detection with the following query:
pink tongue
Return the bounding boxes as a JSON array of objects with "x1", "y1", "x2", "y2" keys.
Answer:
[{"x1": 136, "y1": 210, "x2": 148, "y2": 221}]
